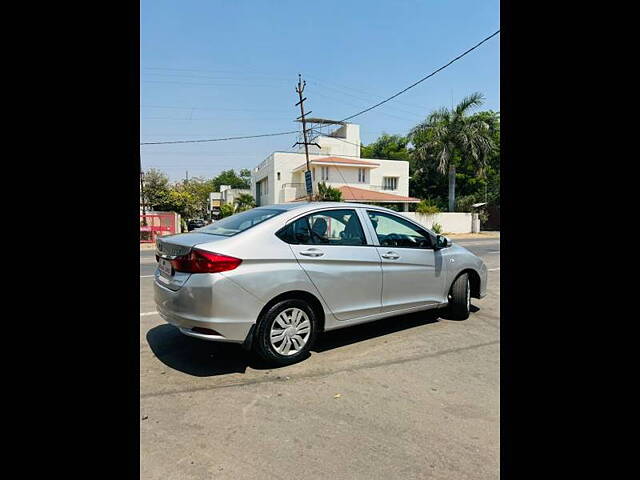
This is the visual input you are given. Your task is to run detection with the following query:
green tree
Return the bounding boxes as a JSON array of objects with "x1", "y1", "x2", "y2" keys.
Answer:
[
  {"x1": 409, "y1": 93, "x2": 496, "y2": 211},
  {"x1": 361, "y1": 134, "x2": 411, "y2": 162},
  {"x1": 143, "y1": 168, "x2": 171, "y2": 210},
  {"x1": 209, "y1": 169, "x2": 251, "y2": 192},
  {"x1": 154, "y1": 189, "x2": 197, "y2": 219},
  {"x1": 180, "y1": 176, "x2": 214, "y2": 218},
  {"x1": 315, "y1": 182, "x2": 342, "y2": 202},
  {"x1": 234, "y1": 193, "x2": 256, "y2": 212}
]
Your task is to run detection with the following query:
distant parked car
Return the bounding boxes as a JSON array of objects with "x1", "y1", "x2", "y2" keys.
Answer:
[
  {"x1": 154, "y1": 202, "x2": 487, "y2": 366},
  {"x1": 187, "y1": 219, "x2": 206, "y2": 231}
]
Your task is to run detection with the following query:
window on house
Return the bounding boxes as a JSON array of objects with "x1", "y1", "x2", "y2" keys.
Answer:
[
  {"x1": 358, "y1": 168, "x2": 366, "y2": 183},
  {"x1": 312, "y1": 168, "x2": 316, "y2": 181},
  {"x1": 321, "y1": 166, "x2": 329, "y2": 181},
  {"x1": 382, "y1": 177, "x2": 398, "y2": 190},
  {"x1": 277, "y1": 172, "x2": 281, "y2": 181}
]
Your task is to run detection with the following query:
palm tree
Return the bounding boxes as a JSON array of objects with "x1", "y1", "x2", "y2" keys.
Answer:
[
  {"x1": 234, "y1": 193, "x2": 256, "y2": 212},
  {"x1": 410, "y1": 92, "x2": 495, "y2": 211}
]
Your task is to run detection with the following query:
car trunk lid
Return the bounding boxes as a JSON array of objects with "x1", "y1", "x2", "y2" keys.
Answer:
[{"x1": 155, "y1": 233, "x2": 227, "y2": 290}]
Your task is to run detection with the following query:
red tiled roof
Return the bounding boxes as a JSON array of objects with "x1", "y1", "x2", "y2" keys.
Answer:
[{"x1": 337, "y1": 186, "x2": 419, "y2": 202}]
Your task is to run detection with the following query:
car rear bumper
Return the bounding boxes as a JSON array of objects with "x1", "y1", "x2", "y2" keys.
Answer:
[{"x1": 153, "y1": 271, "x2": 263, "y2": 343}]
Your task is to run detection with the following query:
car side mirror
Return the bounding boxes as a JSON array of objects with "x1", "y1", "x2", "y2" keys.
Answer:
[{"x1": 435, "y1": 234, "x2": 452, "y2": 249}]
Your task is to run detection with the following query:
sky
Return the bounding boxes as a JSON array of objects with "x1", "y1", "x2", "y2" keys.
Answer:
[{"x1": 141, "y1": 0, "x2": 500, "y2": 181}]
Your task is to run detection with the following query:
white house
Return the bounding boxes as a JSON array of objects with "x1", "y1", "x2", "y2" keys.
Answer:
[
  {"x1": 219, "y1": 184, "x2": 251, "y2": 206},
  {"x1": 251, "y1": 120, "x2": 419, "y2": 210},
  {"x1": 209, "y1": 185, "x2": 251, "y2": 218}
]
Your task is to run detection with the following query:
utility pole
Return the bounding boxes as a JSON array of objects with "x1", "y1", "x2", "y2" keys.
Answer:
[
  {"x1": 294, "y1": 74, "x2": 319, "y2": 202},
  {"x1": 139, "y1": 151, "x2": 147, "y2": 226}
]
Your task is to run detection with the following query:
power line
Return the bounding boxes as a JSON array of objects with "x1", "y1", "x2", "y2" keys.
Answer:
[
  {"x1": 140, "y1": 30, "x2": 499, "y2": 146},
  {"x1": 140, "y1": 130, "x2": 299, "y2": 145},
  {"x1": 337, "y1": 30, "x2": 500, "y2": 123},
  {"x1": 306, "y1": 79, "x2": 427, "y2": 118},
  {"x1": 141, "y1": 104, "x2": 291, "y2": 113},
  {"x1": 310, "y1": 89, "x2": 422, "y2": 122}
]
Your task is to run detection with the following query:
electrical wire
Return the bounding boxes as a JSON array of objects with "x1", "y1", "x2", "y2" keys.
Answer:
[
  {"x1": 140, "y1": 30, "x2": 499, "y2": 146},
  {"x1": 337, "y1": 30, "x2": 500, "y2": 123}
]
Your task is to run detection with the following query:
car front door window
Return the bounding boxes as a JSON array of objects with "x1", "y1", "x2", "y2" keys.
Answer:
[{"x1": 367, "y1": 211, "x2": 432, "y2": 249}]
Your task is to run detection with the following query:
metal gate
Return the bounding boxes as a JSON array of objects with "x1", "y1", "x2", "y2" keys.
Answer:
[
  {"x1": 484, "y1": 205, "x2": 500, "y2": 231},
  {"x1": 140, "y1": 214, "x2": 177, "y2": 243}
]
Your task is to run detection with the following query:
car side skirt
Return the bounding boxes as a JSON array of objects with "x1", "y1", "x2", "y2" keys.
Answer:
[{"x1": 323, "y1": 301, "x2": 448, "y2": 332}]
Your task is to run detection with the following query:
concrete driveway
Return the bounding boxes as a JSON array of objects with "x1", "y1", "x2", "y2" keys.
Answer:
[{"x1": 140, "y1": 238, "x2": 500, "y2": 479}]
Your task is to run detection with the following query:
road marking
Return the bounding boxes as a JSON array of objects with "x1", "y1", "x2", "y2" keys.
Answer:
[
  {"x1": 140, "y1": 311, "x2": 158, "y2": 316},
  {"x1": 140, "y1": 275, "x2": 154, "y2": 278},
  {"x1": 488, "y1": 267, "x2": 500, "y2": 271},
  {"x1": 488, "y1": 251, "x2": 500, "y2": 253}
]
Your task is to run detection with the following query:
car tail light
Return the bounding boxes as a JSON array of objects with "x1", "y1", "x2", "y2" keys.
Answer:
[{"x1": 170, "y1": 249, "x2": 242, "y2": 274}]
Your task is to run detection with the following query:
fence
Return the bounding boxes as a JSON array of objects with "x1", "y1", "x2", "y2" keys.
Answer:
[{"x1": 140, "y1": 212, "x2": 179, "y2": 243}]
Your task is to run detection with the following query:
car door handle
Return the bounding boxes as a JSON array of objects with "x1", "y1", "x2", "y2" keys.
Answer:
[
  {"x1": 381, "y1": 251, "x2": 400, "y2": 260},
  {"x1": 299, "y1": 249, "x2": 324, "y2": 257}
]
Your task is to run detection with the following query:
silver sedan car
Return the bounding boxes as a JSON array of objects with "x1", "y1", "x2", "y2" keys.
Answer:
[{"x1": 154, "y1": 202, "x2": 487, "y2": 366}]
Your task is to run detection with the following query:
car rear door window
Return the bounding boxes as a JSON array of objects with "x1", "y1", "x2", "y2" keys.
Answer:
[{"x1": 277, "y1": 209, "x2": 366, "y2": 246}]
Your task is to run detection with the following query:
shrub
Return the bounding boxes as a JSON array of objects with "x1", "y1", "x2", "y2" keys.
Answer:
[
  {"x1": 431, "y1": 223, "x2": 443, "y2": 234},
  {"x1": 455, "y1": 194, "x2": 489, "y2": 223},
  {"x1": 416, "y1": 199, "x2": 440, "y2": 215},
  {"x1": 315, "y1": 182, "x2": 342, "y2": 202},
  {"x1": 219, "y1": 203, "x2": 235, "y2": 218},
  {"x1": 455, "y1": 194, "x2": 477, "y2": 213}
]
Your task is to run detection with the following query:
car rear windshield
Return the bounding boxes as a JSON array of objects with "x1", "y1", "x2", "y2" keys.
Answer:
[{"x1": 199, "y1": 208, "x2": 284, "y2": 236}]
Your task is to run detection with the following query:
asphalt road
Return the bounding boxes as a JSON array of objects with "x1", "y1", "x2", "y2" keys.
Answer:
[{"x1": 140, "y1": 238, "x2": 500, "y2": 479}]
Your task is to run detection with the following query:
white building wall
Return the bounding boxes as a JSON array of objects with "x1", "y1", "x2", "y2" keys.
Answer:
[
  {"x1": 251, "y1": 123, "x2": 412, "y2": 205},
  {"x1": 222, "y1": 188, "x2": 251, "y2": 206},
  {"x1": 306, "y1": 124, "x2": 360, "y2": 157},
  {"x1": 251, "y1": 151, "x2": 412, "y2": 205},
  {"x1": 401, "y1": 212, "x2": 474, "y2": 234},
  {"x1": 251, "y1": 154, "x2": 275, "y2": 206},
  {"x1": 365, "y1": 159, "x2": 409, "y2": 197}
]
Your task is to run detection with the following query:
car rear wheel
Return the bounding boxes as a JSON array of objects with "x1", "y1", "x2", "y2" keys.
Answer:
[
  {"x1": 448, "y1": 273, "x2": 471, "y2": 320},
  {"x1": 254, "y1": 299, "x2": 317, "y2": 366}
]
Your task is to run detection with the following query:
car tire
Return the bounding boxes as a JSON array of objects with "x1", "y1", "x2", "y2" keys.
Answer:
[
  {"x1": 448, "y1": 273, "x2": 471, "y2": 320},
  {"x1": 253, "y1": 299, "x2": 318, "y2": 366}
]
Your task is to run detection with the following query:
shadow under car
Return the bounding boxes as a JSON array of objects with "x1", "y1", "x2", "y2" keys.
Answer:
[{"x1": 146, "y1": 304, "x2": 478, "y2": 377}]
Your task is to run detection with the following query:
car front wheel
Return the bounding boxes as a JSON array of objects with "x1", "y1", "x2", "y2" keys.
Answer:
[
  {"x1": 254, "y1": 299, "x2": 317, "y2": 366},
  {"x1": 448, "y1": 273, "x2": 471, "y2": 320}
]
